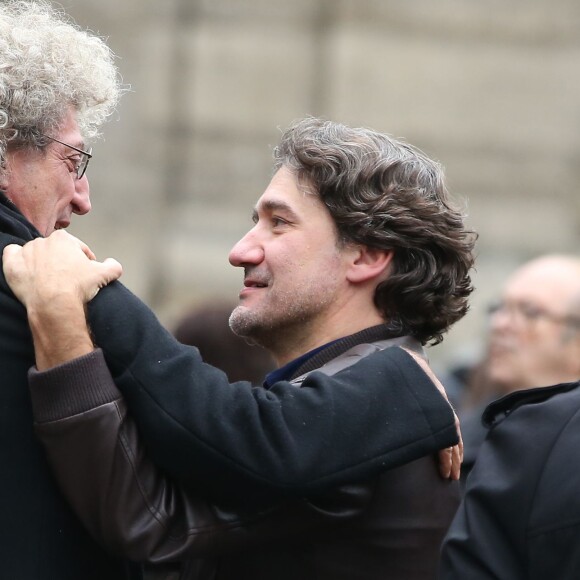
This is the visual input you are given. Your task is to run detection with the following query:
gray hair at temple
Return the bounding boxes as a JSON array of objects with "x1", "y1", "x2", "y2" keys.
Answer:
[
  {"x1": 0, "y1": 0, "x2": 123, "y2": 173},
  {"x1": 273, "y1": 117, "x2": 476, "y2": 345}
]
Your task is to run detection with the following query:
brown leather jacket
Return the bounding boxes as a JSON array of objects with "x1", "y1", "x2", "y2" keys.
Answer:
[{"x1": 30, "y1": 339, "x2": 460, "y2": 579}]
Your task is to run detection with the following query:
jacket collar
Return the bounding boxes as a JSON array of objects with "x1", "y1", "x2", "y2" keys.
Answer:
[
  {"x1": 482, "y1": 380, "x2": 580, "y2": 428},
  {"x1": 0, "y1": 190, "x2": 41, "y2": 242},
  {"x1": 290, "y1": 324, "x2": 420, "y2": 381}
]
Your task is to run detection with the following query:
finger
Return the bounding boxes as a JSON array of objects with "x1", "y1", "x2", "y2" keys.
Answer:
[
  {"x1": 58, "y1": 232, "x2": 97, "y2": 261},
  {"x1": 450, "y1": 444, "x2": 462, "y2": 481},
  {"x1": 2, "y1": 243, "x2": 22, "y2": 261},
  {"x1": 455, "y1": 412, "x2": 464, "y2": 464},
  {"x1": 79, "y1": 241, "x2": 96, "y2": 261},
  {"x1": 2, "y1": 244, "x2": 23, "y2": 279},
  {"x1": 447, "y1": 411, "x2": 464, "y2": 481},
  {"x1": 86, "y1": 258, "x2": 124, "y2": 301},
  {"x1": 438, "y1": 446, "x2": 452, "y2": 480}
]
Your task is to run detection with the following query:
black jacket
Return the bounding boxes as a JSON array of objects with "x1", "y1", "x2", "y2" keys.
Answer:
[
  {"x1": 0, "y1": 195, "x2": 134, "y2": 579},
  {"x1": 440, "y1": 380, "x2": 580, "y2": 579}
]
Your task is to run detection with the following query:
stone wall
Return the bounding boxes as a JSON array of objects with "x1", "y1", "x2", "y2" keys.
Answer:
[{"x1": 65, "y1": 0, "x2": 580, "y2": 369}]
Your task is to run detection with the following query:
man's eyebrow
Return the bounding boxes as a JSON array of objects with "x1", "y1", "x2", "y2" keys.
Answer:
[
  {"x1": 257, "y1": 199, "x2": 299, "y2": 219},
  {"x1": 60, "y1": 140, "x2": 86, "y2": 154}
]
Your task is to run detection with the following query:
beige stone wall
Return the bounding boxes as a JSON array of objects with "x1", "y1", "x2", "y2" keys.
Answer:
[{"x1": 64, "y1": 0, "x2": 580, "y2": 369}]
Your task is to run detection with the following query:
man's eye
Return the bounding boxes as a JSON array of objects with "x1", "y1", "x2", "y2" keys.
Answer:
[
  {"x1": 271, "y1": 216, "x2": 287, "y2": 227},
  {"x1": 66, "y1": 155, "x2": 81, "y2": 171},
  {"x1": 520, "y1": 305, "x2": 542, "y2": 320}
]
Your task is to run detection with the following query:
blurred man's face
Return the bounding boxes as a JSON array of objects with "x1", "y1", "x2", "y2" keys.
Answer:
[
  {"x1": 1, "y1": 109, "x2": 91, "y2": 236},
  {"x1": 487, "y1": 257, "x2": 580, "y2": 392}
]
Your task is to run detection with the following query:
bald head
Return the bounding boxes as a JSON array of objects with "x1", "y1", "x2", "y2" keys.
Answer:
[{"x1": 487, "y1": 254, "x2": 580, "y2": 392}]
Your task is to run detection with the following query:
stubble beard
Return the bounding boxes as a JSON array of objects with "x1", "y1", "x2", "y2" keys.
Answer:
[{"x1": 229, "y1": 283, "x2": 338, "y2": 354}]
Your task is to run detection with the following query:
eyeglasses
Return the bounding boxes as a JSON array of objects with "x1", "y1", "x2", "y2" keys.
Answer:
[
  {"x1": 43, "y1": 135, "x2": 93, "y2": 180},
  {"x1": 488, "y1": 300, "x2": 580, "y2": 329}
]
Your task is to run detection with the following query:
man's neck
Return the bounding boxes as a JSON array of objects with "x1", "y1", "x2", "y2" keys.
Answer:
[{"x1": 271, "y1": 315, "x2": 387, "y2": 367}]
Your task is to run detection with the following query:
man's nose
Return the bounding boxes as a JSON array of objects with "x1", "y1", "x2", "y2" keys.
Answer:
[
  {"x1": 72, "y1": 176, "x2": 91, "y2": 215},
  {"x1": 229, "y1": 228, "x2": 264, "y2": 267}
]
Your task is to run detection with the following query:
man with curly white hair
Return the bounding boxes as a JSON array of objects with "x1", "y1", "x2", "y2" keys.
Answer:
[
  {"x1": 0, "y1": 1, "x2": 134, "y2": 578},
  {"x1": 0, "y1": 1, "x2": 120, "y2": 236}
]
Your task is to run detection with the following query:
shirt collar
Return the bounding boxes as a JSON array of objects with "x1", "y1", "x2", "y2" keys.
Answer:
[
  {"x1": 263, "y1": 340, "x2": 340, "y2": 388},
  {"x1": 263, "y1": 324, "x2": 406, "y2": 388}
]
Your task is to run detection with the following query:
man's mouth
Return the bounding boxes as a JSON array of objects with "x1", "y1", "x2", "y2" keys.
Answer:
[
  {"x1": 489, "y1": 340, "x2": 516, "y2": 358},
  {"x1": 244, "y1": 280, "x2": 268, "y2": 288}
]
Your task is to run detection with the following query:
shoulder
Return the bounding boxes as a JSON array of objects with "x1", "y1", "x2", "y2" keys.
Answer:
[
  {"x1": 482, "y1": 380, "x2": 580, "y2": 429},
  {"x1": 297, "y1": 336, "x2": 422, "y2": 381},
  {"x1": 466, "y1": 382, "x2": 580, "y2": 496},
  {"x1": 470, "y1": 381, "x2": 580, "y2": 528}
]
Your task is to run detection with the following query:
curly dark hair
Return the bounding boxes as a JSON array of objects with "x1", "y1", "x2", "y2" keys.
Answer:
[{"x1": 273, "y1": 117, "x2": 477, "y2": 345}]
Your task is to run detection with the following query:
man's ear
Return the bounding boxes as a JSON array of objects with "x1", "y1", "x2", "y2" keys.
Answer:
[{"x1": 346, "y1": 246, "x2": 394, "y2": 284}]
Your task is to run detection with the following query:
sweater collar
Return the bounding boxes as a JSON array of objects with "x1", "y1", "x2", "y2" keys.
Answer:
[
  {"x1": 289, "y1": 324, "x2": 413, "y2": 381},
  {"x1": 264, "y1": 324, "x2": 412, "y2": 387}
]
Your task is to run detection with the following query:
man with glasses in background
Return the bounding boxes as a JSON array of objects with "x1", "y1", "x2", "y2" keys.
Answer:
[
  {"x1": 486, "y1": 254, "x2": 580, "y2": 392},
  {"x1": 441, "y1": 254, "x2": 580, "y2": 579},
  {"x1": 458, "y1": 254, "x2": 580, "y2": 481}
]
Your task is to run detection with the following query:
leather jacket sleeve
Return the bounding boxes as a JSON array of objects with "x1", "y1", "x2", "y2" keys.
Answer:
[
  {"x1": 30, "y1": 358, "x2": 373, "y2": 563},
  {"x1": 84, "y1": 282, "x2": 457, "y2": 501}
]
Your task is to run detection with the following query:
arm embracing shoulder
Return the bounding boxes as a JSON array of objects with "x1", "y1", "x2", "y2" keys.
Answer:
[{"x1": 85, "y1": 282, "x2": 457, "y2": 499}]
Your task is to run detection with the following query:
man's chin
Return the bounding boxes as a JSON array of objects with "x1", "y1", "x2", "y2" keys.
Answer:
[
  {"x1": 488, "y1": 365, "x2": 521, "y2": 393},
  {"x1": 229, "y1": 306, "x2": 259, "y2": 338}
]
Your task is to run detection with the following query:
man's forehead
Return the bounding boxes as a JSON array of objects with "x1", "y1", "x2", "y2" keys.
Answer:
[
  {"x1": 504, "y1": 270, "x2": 580, "y2": 309},
  {"x1": 55, "y1": 109, "x2": 85, "y2": 148}
]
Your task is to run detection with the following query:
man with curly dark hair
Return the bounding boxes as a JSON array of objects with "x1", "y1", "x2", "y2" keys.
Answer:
[{"x1": 3, "y1": 117, "x2": 475, "y2": 579}]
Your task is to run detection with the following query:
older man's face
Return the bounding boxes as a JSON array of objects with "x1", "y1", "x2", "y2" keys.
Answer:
[
  {"x1": 487, "y1": 258, "x2": 580, "y2": 392},
  {"x1": 1, "y1": 109, "x2": 91, "y2": 236}
]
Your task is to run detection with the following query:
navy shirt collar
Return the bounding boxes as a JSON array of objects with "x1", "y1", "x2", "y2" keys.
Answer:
[{"x1": 264, "y1": 340, "x2": 339, "y2": 388}]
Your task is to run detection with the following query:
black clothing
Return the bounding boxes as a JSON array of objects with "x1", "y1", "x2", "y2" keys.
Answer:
[
  {"x1": 440, "y1": 380, "x2": 580, "y2": 579},
  {"x1": 0, "y1": 195, "x2": 136, "y2": 578}
]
